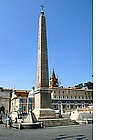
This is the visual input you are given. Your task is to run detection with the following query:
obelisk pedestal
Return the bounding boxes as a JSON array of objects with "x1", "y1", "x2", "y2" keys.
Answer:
[
  {"x1": 33, "y1": 8, "x2": 56, "y2": 120},
  {"x1": 33, "y1": 88, "x2": 56, "y2": 120}
]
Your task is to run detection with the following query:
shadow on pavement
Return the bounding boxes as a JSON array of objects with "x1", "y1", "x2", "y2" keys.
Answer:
[{"x1": 52, "y1": 134, "x2": 86, "y2": 140}]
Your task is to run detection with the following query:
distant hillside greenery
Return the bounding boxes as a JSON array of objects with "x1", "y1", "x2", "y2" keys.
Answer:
[{"x1": 75, "y1": 81, "x2": 93, "y2": 89}]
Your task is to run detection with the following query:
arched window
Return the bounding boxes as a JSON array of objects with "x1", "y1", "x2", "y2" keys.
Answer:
[{"x1": 0, "y1": 106, "x2": 5, "y2": 114}]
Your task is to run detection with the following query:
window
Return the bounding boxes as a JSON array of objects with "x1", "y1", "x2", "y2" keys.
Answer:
[
  {"x1": 58, "y1": 91, "x2": 60, "y2": 94},
  {"x1": 23, "y1": 106, "x2": 26, "y2": 111},
  {"x1": 28, "y1": 98, "x2": 34, "y2": 103},
  {"x1": 28, "y1": 104, "x2": 32, "y2": 111},
  {"x1": 23, "y1": 98, "x2": 27, "y2": 103},
  {"x1": 54, "y1": 91, "x2": 56, "y2": 94},
  {"x1": 20, "y1": 98, "x2": 23, "y2": 103},
  {"x1": 54, "y1": 96, "x2": 56, "y2": 98}
]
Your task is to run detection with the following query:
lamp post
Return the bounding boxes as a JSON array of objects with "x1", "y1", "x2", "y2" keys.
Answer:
[{"x1": 69, "y1": 102, "x2": 71, "y2": 116}]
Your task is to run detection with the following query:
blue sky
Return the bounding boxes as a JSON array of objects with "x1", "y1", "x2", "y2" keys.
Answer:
[{"x1": 0, "y1": 0, "x2": 93, "y2": 90}]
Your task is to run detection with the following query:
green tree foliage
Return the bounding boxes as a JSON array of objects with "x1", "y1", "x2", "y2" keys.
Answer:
[
  {"x1": 75, "y1": 81, "x2": 93, "y2": 89},
  {"x1": 75, "y1": 83, "x2": 84, "y2": 88},
  {"x1": 84, "y1": 81, "x2": 93, "y2": 89}
]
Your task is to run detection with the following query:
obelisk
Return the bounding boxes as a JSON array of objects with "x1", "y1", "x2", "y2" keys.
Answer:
[{"x1": 33, "y1": 6, "x2": 56, "y2": 120}]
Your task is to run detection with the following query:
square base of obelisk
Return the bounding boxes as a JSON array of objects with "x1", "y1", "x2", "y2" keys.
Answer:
[{"x1": 33, "y1": 108, "x2": 56, "y2": 120}]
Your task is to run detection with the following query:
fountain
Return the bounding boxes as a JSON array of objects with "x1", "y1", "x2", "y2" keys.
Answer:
[{"x1": 13, "y1": 110, "x2": 43, "y2": 129}]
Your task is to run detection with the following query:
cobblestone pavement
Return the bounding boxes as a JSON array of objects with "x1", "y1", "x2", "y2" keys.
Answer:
[{"x1": 0, "y1": 124, "x2": 93, "y2": 140}]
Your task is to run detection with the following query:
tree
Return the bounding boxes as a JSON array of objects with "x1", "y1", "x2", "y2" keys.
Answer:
[
  {"x1": 75, "y1": 83, "x2": 84, "y2": 88},
  {"x1": 84, "y1": 81, "x2": 93, "y2": 89}
]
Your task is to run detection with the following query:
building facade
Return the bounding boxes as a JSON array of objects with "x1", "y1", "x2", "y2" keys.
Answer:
[
  {"x1": 11, "y1": 87, "x2": 93, "y2": 114},
  {"x1": 49, "y1": 70, "x2": 93, "y2": 111},
  {"x1": 0, "y1": 87, "x2": 12, "y2": 114},
  {"x1": 10, "y1": 70, "x2": 93, "y2": 114},
  {"x1": 11, "y1": 89, "x2": 35, "y2": 115},
  {"x1": 51, "y1": 87, "x2": 93, "y2": 111}
]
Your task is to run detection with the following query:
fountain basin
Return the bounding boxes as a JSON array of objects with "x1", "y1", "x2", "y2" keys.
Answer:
[
  {"x1": 13, "y1": 122, "x2": 42, "y2": 129},
  {"x1": 21, "y1": 122, "x2": 42, "y2": 129}
]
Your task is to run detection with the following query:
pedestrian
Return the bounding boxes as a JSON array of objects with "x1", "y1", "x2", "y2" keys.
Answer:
[
  {"x1": 15, "y1": 117, "x2": 17, "y2": 123},
  {"x1": 10, "y1": 116, "x2": 13, "y2": 128},
  {"x1": 21, "y1": 116, "x2": 24, "y2": 123},
  {"x1": 6, "y1": 116, "x2": 11, "y2": 129},
  {"x1": 59, "y1": 110, "x2": 62, "y2": 118},
  {"x1": 0, "y1": 114, "x2": 2, "y2": 124},
  {"x1": 69, "y1": 109, "x2": 71, "y2": 116}
]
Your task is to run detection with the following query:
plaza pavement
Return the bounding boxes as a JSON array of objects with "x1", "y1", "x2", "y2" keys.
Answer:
[{"x1": 0, "y1": 123, "x2": 93, "y2": 140}]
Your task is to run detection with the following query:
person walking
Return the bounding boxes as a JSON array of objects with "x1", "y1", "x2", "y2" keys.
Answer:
[{"x1": 6, "y1": 116, "x2": 11, "y2": 129}]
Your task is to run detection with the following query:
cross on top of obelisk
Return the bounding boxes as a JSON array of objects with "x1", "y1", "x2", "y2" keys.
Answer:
[{"x1": 41, "y1": 4, "x2": 44, "y2": 11}]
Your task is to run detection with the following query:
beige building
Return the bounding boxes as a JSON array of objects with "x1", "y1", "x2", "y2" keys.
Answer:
[
  {"x1": 51, "y1": 87, "x2": 93, "y2": 111},
  {"x1": 0, "y1": 87, "x2": 12, "y2": 114},
  {"x1": 49, "y1": 70, "x2": 93, "y2": 111}
]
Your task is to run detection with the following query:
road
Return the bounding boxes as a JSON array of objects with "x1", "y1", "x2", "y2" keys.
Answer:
[{"x1": 0, "y1": 123, "x2": 93, "y2": 140}]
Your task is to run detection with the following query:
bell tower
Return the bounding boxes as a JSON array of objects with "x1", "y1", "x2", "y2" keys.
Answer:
[{"x1": 49, "y1": 69, "x2": 59, "y2": 88}]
